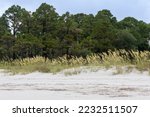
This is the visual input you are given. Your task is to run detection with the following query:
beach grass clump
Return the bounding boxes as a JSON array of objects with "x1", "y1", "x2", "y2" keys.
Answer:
[
  {"x1": 0, "y1": 49, "x2": 150, "y2": 74},
  {"x1": 101, "y1": 50, "x2": 130, "y2": 67},
  {"x1": 128, "y1": 50, "x2": 150, "y2": 71}
]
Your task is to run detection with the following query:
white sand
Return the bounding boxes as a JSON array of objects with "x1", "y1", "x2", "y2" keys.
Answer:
[{"x1": 0, "y1": 68, "x2": 150, "y2": 100}]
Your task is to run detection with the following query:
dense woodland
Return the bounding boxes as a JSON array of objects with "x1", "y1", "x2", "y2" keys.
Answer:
[{"x1": 0, "y1": 3, "x2": 150, "y2": 60}]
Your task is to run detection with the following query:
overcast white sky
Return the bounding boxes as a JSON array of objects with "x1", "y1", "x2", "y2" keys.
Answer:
[{"x1": 0, "y1": 0, "x2": 150, "y2": 23}]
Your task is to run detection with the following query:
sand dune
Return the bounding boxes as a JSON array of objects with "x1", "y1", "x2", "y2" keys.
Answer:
[{"x1": 0, "y1": 68, "x2": 150, "y2": 100}]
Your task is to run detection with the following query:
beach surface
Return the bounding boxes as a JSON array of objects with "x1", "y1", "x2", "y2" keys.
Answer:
[{"x1": 0, "y1": 68, "x2": 150, "y2": 100}]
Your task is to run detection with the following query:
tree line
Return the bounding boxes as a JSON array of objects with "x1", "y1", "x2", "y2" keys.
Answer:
[{"x1": 0, "y1": 3, "x2": 150, "y2": 60}]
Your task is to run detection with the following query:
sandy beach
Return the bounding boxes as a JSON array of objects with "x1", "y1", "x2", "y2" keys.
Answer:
[{"x1": 0, "y1": 68, "x2": 150, "y2": 100}]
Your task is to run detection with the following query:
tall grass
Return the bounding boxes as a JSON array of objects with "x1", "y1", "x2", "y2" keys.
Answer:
[{"x1": 0, "y1": 50, "x2": 150, "y2": 74}]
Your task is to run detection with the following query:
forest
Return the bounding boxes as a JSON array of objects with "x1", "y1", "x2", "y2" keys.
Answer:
[{"x1": 0, "y1": 3, "x2": 150, "y2": 60}]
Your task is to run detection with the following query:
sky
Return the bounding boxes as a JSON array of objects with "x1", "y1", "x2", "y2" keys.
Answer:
[{"x1": 0, "y1": 0, "x2": 150, "y2": 23}]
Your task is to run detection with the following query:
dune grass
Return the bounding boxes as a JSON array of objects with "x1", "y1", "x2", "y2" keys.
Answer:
[{"x1": 0, "y1": 49, "x2": 150, "y2": 74}]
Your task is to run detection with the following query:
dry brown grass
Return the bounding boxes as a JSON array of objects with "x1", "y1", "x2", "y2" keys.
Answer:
[{"x1": 0, "y1": 50, "x2": 150, "y2": 74}]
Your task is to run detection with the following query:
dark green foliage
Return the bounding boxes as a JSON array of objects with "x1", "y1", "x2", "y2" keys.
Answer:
[
  {"x1": 32, "y1": 3, "x2": 59, "y2": 37},
  {"x1": 3, "y1": 5, "x2": 27, "y2": 37},
  {"x1": 0, "y1": 17, "x2": 10, "y2": 37},
  {"x1": 0, "y1": 3, "x2": 150, "y2": 60},
  {"x1": 115, "y1": 30, "x2": 137, "y2": 50},
  {"x1": 0, "y1": 35, "x2": 15, "y2": 60},
  {"x1": 13, "y1": 34, "x2": 43, "y2": 58}
]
